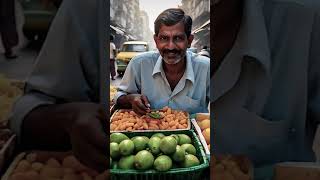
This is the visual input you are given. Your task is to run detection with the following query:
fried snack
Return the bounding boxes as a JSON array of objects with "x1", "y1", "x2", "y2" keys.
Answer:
[
  {"x1": 9, "y1": 153, "x2": 106, "y2": 180},
  {"x1": 212, "y1": 155, "x2": 252, "y2": 180},
  {"x1": 110, "y1": 107, "x2": 189, "y2": 131},
  {"x1": 110, "y1": 85, "x2": 117, "y2": 106},
  {"x1": 0, "y1": 75, "x2": 23, "y2": 125}
]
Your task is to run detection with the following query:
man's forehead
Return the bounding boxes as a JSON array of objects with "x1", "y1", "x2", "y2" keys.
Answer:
[
  {"x1": 158, "y1": 22, "x2": 186, "y2": 36},
  {"x1": 158, "y1": 31, "x2": 186, "y2": 36}
]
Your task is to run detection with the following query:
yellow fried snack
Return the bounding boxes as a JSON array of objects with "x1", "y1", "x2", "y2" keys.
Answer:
[
  {"x1": 110, "y1": 107, "x2": 189, "y2": 131},
  {"x1": 0, "y1": 75, "x2": 22, "y2": 125},
  {"x1": 10, "y1": 153, "x2": 103, "y2": 179},
  {"x1": 110, "y1": 85, "x2": 117, "y2": 105},
  {"x1": 212, "y1": 155, "x2": 252, "y2": 180}
]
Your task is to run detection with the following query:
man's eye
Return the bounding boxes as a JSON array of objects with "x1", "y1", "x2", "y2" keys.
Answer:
[
  {"x1": 159, "y1": 36, "x2": 168, "y2": 41},
  {"x1": 174, "y1": 36, "x2": 184, "y2": 41}
]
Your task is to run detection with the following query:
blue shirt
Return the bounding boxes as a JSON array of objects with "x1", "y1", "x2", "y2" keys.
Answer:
[
  {"x1": 212, "y1": 0, "x2": 320, "y2": 166},
  {"x1": 115, "y1": 51, "x2": 210, "y2": 114}
]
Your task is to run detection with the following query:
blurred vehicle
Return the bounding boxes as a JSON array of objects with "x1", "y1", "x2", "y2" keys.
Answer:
[
  {"x1": 21, "y1": 0, "x2": 60, "y2": 41},
  {"x1": 116, "y1": 41, "x2": 149, "y2": 76}
]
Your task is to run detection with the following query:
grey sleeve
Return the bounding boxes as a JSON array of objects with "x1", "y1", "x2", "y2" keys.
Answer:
[
  {"x1": 9, "y1": 92, "x2": 55, "y2": 140},
  {"x1": 114, "y1": 57, "x2": 141, "y2": 103},
  {"x1": 9, "y1": 0, "x2": 103, "y2": 140},
  {"x1": 26, "y1": 0, "x2": 99, "y2": 102}
]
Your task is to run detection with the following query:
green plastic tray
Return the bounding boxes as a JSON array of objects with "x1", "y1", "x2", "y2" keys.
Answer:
[{"x1": 110, "y1": 130, "x2": 209, "y2": 180}]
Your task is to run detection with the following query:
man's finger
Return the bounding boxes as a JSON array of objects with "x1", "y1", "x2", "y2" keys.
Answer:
[
  {"x1": 74, "y1": 142, "x2": 108, "y2": 172},
  {"x1": 83, "y1": 119, "x2": 108, "y2": 151},
  {"x1": 133, "y1": 105, "x2": 147, "y2": 115},
  {"x1": 72, "y1": 136, "x2": 108, "y2": 172},
  {"x1": 141, "y1": 95, "x2": 151, "y2": 108}
]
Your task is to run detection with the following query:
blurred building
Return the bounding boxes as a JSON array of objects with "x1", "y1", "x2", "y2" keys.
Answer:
[
  {"x1": 110, "y1": 0, "x2": 153, "y2": 49},
  {"x1": 140, "y1": 10, "x2": 155, "y2": 50},
  {"x1": 180, "y1": 0, "x2": 210, "y2": 52}
]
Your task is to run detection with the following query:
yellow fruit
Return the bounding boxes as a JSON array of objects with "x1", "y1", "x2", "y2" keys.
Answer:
[
  {"x1": 62, "y1": 156, "x2": 86, "y2": 172},
  {"x1": 10, "y1": 171, "x2": 39, "y2": 180},
  {"x1": 46, "y1": 158, "x2": 61, "y2": 168},
  {"x1": 202, "y1": 128, "x2": 210, "y2": 145},
  {"x1": 40, "y1": 166, "x2": 63, "y2": 178},
  {"x1": 26, "y1": 153, "x2": 37, "y2": 163},
  {"x1": 14, "y1": 160, "x2": 31, "y2": 173},
  {"x1": 31, "y1": 162, "x2": 44, "y2": 172},
  {"x1": 199, "y1": 119, "x2": 210, "y2": 130},
  {"x1": 196, "y1": 113, "x2": 210, "y2": 122}
]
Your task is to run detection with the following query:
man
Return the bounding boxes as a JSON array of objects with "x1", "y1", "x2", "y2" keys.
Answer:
[
  {"x1": 212, "y1": 0, "x2": 320, "y2": 168},
  {"x1": 115, "y1": 8, "x2": 210, "y2": 115},
  {"x1": 0, "y1": 0, "x2": 18, "y2": 59},
  {"x1": 10, "y1": 0, "x2": 108, "y2": 173},
  {"x1": 110, "y1": 35, "x2": 117, "y2": 80}
]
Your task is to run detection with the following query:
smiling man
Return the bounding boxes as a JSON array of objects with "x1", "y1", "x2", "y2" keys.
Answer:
[{"x1": 115, "y1": 8, "x2": 210, "y2": 115}]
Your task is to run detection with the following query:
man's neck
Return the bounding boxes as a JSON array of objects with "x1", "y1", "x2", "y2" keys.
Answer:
[
  {"x1": 212, "y1": 0, "x2": 243, "y2": 75},
  {"x1": 162, "y1": 58, "x2": 186, "y2": 91}
]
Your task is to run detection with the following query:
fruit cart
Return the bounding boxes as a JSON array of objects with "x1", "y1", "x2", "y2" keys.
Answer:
[{"x1": 109, "y1": 107, "x2": 210, "y2": 180}]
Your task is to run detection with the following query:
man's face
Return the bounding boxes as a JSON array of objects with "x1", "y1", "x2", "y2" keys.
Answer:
[{"x1": 154, "y1": 22, "x2": 193, "y2": 65}]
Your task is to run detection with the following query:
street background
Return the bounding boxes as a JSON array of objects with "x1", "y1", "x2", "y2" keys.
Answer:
[
  {"x1": 0, "y1": 0, "x2": 210, "y2": 87},
  {"x1": 0, "y1": 0, "x2": 38, "y2": 81}
]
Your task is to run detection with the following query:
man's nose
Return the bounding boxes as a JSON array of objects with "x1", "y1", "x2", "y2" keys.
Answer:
[{"x1": 167, "y1": 39, "x2": 176, "y2": 49}]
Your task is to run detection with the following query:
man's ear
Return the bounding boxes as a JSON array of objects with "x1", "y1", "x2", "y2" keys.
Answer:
[
  {"x1": 154, "y1": 34, "x2": 160, "y2": 49},
  {"x1": 188, "y1": 34, "x2": 194, "y2": 47},
  {"x1": 153, "y1": 34, "x2": 158, "y2": 43}
]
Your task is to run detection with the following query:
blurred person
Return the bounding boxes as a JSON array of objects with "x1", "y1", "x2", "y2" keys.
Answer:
[
  {"x1": 0, "y1": 0, "x2": 18, "y2": 59},
  {"x1": 10, "y1": 0, "x2": 108, "y2": 174},
  {"x1": 115, "y1": 8, "x2": 210, "y2": 115},
  {"x1": 212, "y1": 0, "x2": 320, "y2": 168},
  {"x1": 198, "y1": 45, "x2": 210, "y2": 58},
  {"x1": 110, "y1": 35, "x2": 117, "y2": 80}
]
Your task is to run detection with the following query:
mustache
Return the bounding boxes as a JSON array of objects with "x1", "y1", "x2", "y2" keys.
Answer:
[{"x1": 163, "y1": 49, "x2": 181, "y2": 54}]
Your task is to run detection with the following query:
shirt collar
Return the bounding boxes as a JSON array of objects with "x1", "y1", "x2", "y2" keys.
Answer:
[
  {"x1": 152, "y1": 52, "x2": 195, "y2": 84},
  {"x1": 238, "y1": 0, "x2": 271, "y2": 74},
  {"x1": 211, "y1": 0, "x2": 271, "y2": 102}
]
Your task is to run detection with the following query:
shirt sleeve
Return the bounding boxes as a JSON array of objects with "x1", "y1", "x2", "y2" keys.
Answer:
[
  {"x1": 9, "y1": 92, "x2": 55, "y2": 139},
  {"x1": 9, "y1": 0, "x2": 102, "y2": 141},
  {"x1": 114, "y1": 57, "x2": 142, "y2": 103},
  {"x1": 206, "y1": 59, "x2": 210, "y2": 111}
]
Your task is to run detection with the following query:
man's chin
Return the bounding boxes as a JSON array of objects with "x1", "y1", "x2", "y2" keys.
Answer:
[{"x1": 163, "y1": 57, "x2": 182, "y2": 65}]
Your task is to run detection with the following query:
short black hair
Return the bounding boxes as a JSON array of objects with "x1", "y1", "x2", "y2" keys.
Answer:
[
  {"x1": 154, "y1": 8, "x2": 193, "y2": 37},
  {"x1": 110, "y1": 35, "x2": 114, "y2": 41}
]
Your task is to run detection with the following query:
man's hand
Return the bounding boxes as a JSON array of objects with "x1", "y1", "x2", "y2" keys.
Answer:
[
  {"x1": 65, "y1": 103, "x2": 108, "y2": 172},
  {"x1": 22, "y1": 102, "x2": 108, "y2": 172},
  {"x1": 128, "y1": 94, "x2": 151, "y2": 115}
]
